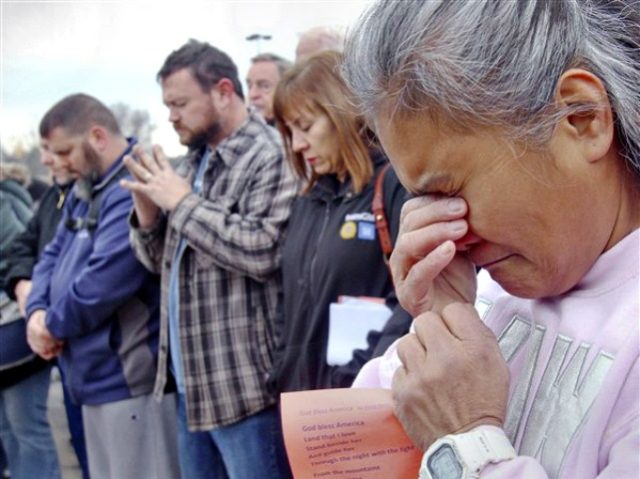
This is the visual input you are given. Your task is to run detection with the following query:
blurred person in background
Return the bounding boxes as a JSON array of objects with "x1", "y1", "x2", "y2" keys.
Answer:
[
  {"x1": 246, "y1": 53, "x2": 292, "y2": 126},
  {"x1": 26, "y1": 93, "x2": 179, "y2": 479},
  {"x1": 0, "y1": 172, "x2": 60, "y2": 479},
  {"x1": 4, "y1": 140, "x2": 89, "y2": 478},
  {"x1": 0, "y1": 162, "x2": 49, "y2": 206},
  {"x1": 124, "y1": 39, "x2": 297, "y2": 479},
  {"x1": 295, "y1": 26, "x2": 344, "y2": 62},
  {"x1": 342, "y1": 0, "x2": 640, "y2": 477},
  {"x1": 269, "y1": 50, "x2": 412, "y2": 396}
]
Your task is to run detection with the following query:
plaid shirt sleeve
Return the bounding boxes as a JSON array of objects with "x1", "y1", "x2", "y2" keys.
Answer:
[
  {"x1": 169, "y1": 146, "x2": 297, "y2": 281},
  {"x1": 129, "y1": 210, "x2": 168, "y2": 275}
]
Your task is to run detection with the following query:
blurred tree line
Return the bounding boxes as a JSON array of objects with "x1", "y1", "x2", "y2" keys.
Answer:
[{"x1": 1, "y1": 103, "x2": 154, "y2": 182}]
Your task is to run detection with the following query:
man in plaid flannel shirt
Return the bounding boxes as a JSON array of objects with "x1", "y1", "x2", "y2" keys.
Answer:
[{"x1": 123, "y1": 40, "x2": 298, "y2": 479}]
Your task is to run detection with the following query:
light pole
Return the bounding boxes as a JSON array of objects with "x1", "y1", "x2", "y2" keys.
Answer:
[{"x1": 246, "y1": 33, "x2": 272, "y2": 55}]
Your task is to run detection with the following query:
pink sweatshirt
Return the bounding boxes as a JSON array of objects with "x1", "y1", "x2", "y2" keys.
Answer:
[{"x1": 353, "y1": 229, "x2": 639, "y2": 478}]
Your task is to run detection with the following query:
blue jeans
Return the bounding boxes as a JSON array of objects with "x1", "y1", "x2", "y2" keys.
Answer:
[
  {"x1": 0, "y1": 366, "x2": 60, "y2": 479},
  {"x1": 0, "y1": 440, "x2": 8, "y2": 472},
  {"x1": 176, "y1": 394, "x2": 292, "y2": 479}
]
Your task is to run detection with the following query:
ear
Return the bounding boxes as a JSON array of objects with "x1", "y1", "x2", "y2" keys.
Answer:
[
  {"x1": 87, "y1": 125, "x2": 109, "y2": 151},
  {"x1": 555, "y1": 69, "x2": 614, "y2": 163},
  {"x1": 210, "y1": 78, "x2": 236, "y2": 109}
]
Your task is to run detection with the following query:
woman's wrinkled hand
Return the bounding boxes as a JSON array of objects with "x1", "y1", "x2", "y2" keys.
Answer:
[
  {"x1": 390, "y1": 195, "x2": 477, "y2": 317},
  {"x1": 392, "y1": 303, "x2": 509, "y2": 450}
]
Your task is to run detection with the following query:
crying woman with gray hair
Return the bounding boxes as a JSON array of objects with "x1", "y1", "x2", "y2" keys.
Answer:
[{"x1": 342, "y1": 1, "x2": 639, "y2": 478}]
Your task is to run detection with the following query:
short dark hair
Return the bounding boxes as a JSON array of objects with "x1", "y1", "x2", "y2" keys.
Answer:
[
  {"x1": 157, "y1": 39, "x2": 244, "y2": 100},
  {"x1": 39, "y1": 94, "x2": 121, "y2": 138},
  {"x1": 251, "y1": 53, "x2": 292, "y2": 77}
]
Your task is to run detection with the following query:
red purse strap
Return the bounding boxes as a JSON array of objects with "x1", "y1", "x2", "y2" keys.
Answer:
[{"x1": 372, "y1": 163, "x2": 393, "y2": 263}]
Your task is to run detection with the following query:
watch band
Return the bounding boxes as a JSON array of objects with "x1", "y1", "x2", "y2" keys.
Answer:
[
  {"x1": 420, "y1": 426, "x2": 516, "y2": 479},
  {"x1": 454, "y1": 426, "x2": 516, "y2": 473}
]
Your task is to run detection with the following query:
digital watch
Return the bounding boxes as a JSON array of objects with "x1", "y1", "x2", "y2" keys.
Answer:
[{"x1": 418, "y1": 427, "x2": 516, "y2": 479}]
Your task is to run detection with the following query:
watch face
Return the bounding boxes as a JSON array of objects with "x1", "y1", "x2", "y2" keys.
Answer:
[{"x1": 428, "y1": 444, "x2": 463, "y2": 479}]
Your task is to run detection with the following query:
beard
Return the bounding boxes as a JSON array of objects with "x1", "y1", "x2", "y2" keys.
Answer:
[
  {"x1": 176, "y1": 106, "x2": 223, "y2": 149},
  {"x1": 74, "y1": 141, "x2": 102, "y2": 201},
  {"x1": 184, "y1": 121, "x2": 222, "y2": 149}
]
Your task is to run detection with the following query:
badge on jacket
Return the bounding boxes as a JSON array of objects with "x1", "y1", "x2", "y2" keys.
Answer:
[{"x1": 340, "y1": 212, "x2": 377, "y2": 241}]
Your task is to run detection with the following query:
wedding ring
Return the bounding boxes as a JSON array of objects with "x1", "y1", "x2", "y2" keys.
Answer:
[{"x1": 143, "y1": 171, "x2": 152, "y2": 182}]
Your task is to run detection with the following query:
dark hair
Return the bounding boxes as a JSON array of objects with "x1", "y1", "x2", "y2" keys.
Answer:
[
  {"x1": 251, "y1": 52, "x2": 293, "y2": 77},
  {"x1": 158, "y1": 39, "x2": 244, "y2": 100},
  {"x1": 39, "y1": 93, "x2": 121, "y2": 138}
]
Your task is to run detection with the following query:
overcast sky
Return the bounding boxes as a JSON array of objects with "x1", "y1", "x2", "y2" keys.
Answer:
[{"x1": 1, "y1": 0, "x2": 368, "y2": 157}]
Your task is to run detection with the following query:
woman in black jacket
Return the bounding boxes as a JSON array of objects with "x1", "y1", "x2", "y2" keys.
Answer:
[{"x1": 269, "y1": 51, "x2": 412, "y2": 394}]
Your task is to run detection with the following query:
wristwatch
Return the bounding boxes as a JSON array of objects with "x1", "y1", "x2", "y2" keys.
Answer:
[{"x1": 419, "y1": 427, "x2": 516, "y2": 479}]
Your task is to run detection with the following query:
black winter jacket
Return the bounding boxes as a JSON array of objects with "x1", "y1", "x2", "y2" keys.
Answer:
[
  {"x1": 5, "y1": 182, "x2": 71, "y2": 298},
  {"x1": 2, "y1": 182, "x2": 71, "y2": 388},
  {"x1": 270, "y1": 155, "x2": 413, "y2": 393}
]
